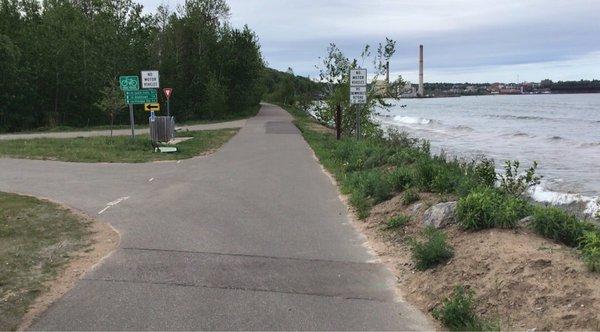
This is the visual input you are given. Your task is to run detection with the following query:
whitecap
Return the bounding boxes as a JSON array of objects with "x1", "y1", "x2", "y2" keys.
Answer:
[
  {"x1": 392, "y1": 116, "x2": 433, "y2": 125},
  {"x1": 528, "y1": 185, "x2": 599, "y2": 218}
]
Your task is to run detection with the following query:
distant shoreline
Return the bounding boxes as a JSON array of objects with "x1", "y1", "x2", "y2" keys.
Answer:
[{"x1": 403, "y1": 91, "x2": 600, "y2": 99}]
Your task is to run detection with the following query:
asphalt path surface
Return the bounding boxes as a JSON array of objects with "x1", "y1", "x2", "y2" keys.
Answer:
[
  {"x1": 0, "y1": 120, "x2": 246, "y2": 140},
  {"x1": 0, "y1": 104, "x2": 433, "y2": 330}
]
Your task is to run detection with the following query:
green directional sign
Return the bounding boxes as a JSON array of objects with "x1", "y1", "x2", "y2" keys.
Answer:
[
  {"x1": 125, "y1": 89, "x2": 157, "y2": 104},
  {"x1": 119, "y1": 76, "x2": 140, "y2": 92}
]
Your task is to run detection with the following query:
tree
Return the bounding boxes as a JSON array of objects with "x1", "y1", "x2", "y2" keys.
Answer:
[
  {"x1": 0, "y1": 0, "x2": 265, "y2": 132},
  {"x1": 314, "y1": 38, "x2": 401, "y2": 138},
  {"x1": 95, "y1": 78, "x2": 125, "y2": 138}
]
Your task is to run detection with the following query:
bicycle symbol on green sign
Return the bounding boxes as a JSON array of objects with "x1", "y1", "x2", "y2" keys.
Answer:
[{"x1": 119, "y1": 76, "x2": 140, "y2": 92}]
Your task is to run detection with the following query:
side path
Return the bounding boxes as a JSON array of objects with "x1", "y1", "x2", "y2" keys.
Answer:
[
  {"x1": 0, "y1": 119, "x2": 246, "y2": 140},
  {"x1": 0, "y1": 103, "x2": 434, "y2": 330}
]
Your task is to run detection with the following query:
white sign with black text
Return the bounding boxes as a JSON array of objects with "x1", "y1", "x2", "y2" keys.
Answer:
[
  {"x1": 141, "y1": 70, "x2": 160, "y2": 89},
  {"x1": 349, "y1": 68, "x2": 367, "y2": 105}
]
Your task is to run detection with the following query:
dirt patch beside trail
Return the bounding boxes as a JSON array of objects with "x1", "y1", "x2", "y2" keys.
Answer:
[
  {"x1": 306, "y1": 122, "x2": 335, "y2": 134},
  {"x1": 17, "y1": 218, "x2": 119, "y2": 331},
  {"x1": 353, "y1": 193, "x2": 600, "y2": 330}
]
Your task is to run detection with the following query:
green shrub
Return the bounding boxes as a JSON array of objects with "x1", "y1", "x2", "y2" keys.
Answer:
[
  {"x1": 414, "y1": 158, "x2": 436, "y2": 191},
  {"x1": 410, "y1": 227, "x2": 454, "y2": 270},
  {"x1": 349, "y1": 191, "x2": 372, "y2": 220},
  {"x1": 580, "y1": 231, "x2": 600, "y2": 272},
  {"x1": 455, "y1": 187, "x2": 502, "y2": 230},
  {"x1": 386, "y1": 214, "x2": 410, "y2": 229},
  {"x1": 386, "y1": 128, "x2": 420, "y2": 149},
  {"x1": 344, "y1": 169, "x2": 393, "y2": 204},
  {"x1": 402, "y1": 188, "x2": 420, "y2": 205},
  {"x1": 531, "y1": 206, "x2": 595, "y2": 247},
  {"x1": 431, "y1": 164, "x2": 463, "y2": 194},
  {"x1": 432, "y1": 285, "x2": 499, "y2": 331},
  {"x1": 498, "y1": 160, "x2": 541, "y2": 197},
  {"x1": 389, "y1": 167, "x2": 413, "y2": 192},
  {"x1": 473, "y1": 158, "x2": 497, "y2": 188},
  {"x1": 455, "y1": 187, "x2": 530, "y2": 230},
  {"x1": 494, "y1": 196, "x2": 531, "y2": 229}
]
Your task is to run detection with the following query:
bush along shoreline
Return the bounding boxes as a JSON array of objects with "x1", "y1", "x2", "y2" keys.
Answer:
[{"x1": 284, "y1": 104, "x2": 600, "y2": 330}]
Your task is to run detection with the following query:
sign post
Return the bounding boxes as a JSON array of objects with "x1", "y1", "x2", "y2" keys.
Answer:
[
  {"x1": 163, "y1": 88, "x2": 173, "y2": 117},
  {"x1": 119, "y1": 75, "x2": 140, "y2": 138},
  {"x1": 349, "y1": 68, "x2": 367, "y2": 139}
]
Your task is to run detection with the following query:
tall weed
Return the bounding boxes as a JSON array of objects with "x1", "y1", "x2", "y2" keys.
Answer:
[
  {"x1": 432, "y1": 285, "x2": 499, "y2": 331},
  {"x1": 410, "y1": 227, "x2": 454, "y2": 270}
]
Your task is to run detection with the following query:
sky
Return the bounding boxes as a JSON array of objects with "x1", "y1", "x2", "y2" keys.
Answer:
[{"x1": 142, "y1": 0, "x2": 600, "y2": 83}]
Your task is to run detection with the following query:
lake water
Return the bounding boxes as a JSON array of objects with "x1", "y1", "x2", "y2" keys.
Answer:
[{"x1": 375, "y1": 94, "x2": 600, "y2": 217}]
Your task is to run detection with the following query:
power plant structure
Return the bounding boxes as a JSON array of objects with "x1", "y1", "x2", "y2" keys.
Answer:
[
  {"x1": 418, "y1": 44, "x2": 424, "y2": 97},
  {"x1": 385, "y1": 60, "x2": 390, "y2": 84}
]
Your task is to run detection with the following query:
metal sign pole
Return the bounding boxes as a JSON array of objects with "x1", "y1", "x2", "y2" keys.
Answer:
[
  {"x1": 167, "y1": 99, "x2": 170, "y2": 117},
  {"x1": 129, "y1": 104, "x2": 135, "y2": 138},
  {"x1": 356, "y1": 105, "x2": 360, "y2": 140}
]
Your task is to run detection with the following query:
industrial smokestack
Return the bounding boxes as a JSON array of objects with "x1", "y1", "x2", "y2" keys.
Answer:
[
  {"x1": 385, "y1": 61, "x2": 390, "y2": 84},
  {"x1": 418, "y1": 45, "x2": 424, "y2": 97}
]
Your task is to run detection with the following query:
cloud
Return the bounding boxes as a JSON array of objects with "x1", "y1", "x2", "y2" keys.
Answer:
[{"x1": 141, "y1": 0, "x2": 600, "y2": 82}]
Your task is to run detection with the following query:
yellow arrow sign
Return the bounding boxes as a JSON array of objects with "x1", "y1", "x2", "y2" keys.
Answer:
[{"x1": 144, "y1": 103, "x2": 160, "y2": 112}]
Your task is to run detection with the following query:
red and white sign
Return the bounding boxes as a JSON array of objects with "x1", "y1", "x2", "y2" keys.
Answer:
[{"x1": 163, "y1": 88, "x2": 173, "y2": 99}]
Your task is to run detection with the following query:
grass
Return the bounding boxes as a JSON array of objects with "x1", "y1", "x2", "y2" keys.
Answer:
[
  {"x1": 432, "y1": 285, "x2": 499, "y2": 331},
  {"x1": 0, "y1": 128, "x2": 238, "y2": 163},
  {"x1": 0, "y1": 192, "x2": 92, "y2": 330},
  {"x1": 410, "y1": 227, "x2": 454, "y2": 270}
]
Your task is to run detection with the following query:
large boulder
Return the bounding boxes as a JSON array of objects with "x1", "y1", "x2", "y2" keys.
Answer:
[{"x1": 422, "y1": 201, "x2": 457, "y2": 228}]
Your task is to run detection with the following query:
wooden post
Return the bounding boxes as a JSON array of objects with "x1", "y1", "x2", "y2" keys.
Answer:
[{"x1": 335, "y1": 104, "x2": 341, "y2": 140}]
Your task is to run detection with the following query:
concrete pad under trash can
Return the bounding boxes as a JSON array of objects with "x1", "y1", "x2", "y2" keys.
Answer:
[
  {"x1": 167, "y1": 137, "x2": 193, "y2": 145},
  {"x1": 157, "y1": 146, "x2": 178, "y2": 153}
]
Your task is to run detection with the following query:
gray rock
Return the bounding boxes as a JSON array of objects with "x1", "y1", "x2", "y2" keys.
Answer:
[
  {"x1": 422, "y1": 202, "x2": 457, "y2": 228},
  {"x1": 518, "y1": 216, "x2": 534, "y2": 226},
  {"x1": 409, "y1": 202, "x2": 423, "y2": 213}
]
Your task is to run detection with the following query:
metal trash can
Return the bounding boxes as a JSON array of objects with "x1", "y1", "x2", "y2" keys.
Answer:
[{"x1": 150, "y1": 116, "x2": 175, "y2": 143}]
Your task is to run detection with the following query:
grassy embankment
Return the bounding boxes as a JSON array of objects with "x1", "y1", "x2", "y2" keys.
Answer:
[
  {"x1": 0, "y1": 128, "x2": 238, "y2": 163},
  {"x1": 285, "y1": 104, "x2": 600, "y2": 330},
  {"x1": 0, "y1": 192, "x2": 92, "y2": 331}
]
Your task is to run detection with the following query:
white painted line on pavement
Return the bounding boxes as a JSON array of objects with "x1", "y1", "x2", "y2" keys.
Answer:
[{"x1": 98, "y1": 196, "x2": 130, "y2": 215}]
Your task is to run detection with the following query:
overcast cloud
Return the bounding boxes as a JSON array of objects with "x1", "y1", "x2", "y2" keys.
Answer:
[{"x1": 142, "y1": 0, "x2": 600, "y2": 83}]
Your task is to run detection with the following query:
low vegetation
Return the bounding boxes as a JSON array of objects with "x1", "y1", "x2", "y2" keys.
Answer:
[
  {"x1": 455, "y1": 187, "x2": 530, "y2": 230},
  {"x1": 0, "y1": 192, "x2": 92, "y2": 330},
  {"x1": 0, "y1": 129, "x2": 238, "y2": 163},
  {"x1": 385, "y1": 214, "x2": 410, "y2": 230},
  {"x1": 287, "y1": 104, "x2": 600, "y2": 272},
  {"x1": 284, "y1": 104, "x2": 600, "y2": 329},
  {"x1": 581, "y1": 231, "x2": 600, "y2": 272},
  {"x1": 402, "y1": 188, "x2": 420, "y2": 205},
  {"x1": 410, "y1": 227, "x2": 454, "y2": 270},
  {"x1": 530, "y1": 206, "x2": 595, "y2": 247},
  {"x1": 432, "y1": 285, "x2": 499, "y2": 331}
]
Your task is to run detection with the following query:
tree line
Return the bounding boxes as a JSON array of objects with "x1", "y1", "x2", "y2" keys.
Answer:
[
  {"x1": 541, "y1": 79, "x2": 600, "y2": 93},
  {"x1": 0, "y1": 0, "x2": 264, "y2": 132}
]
